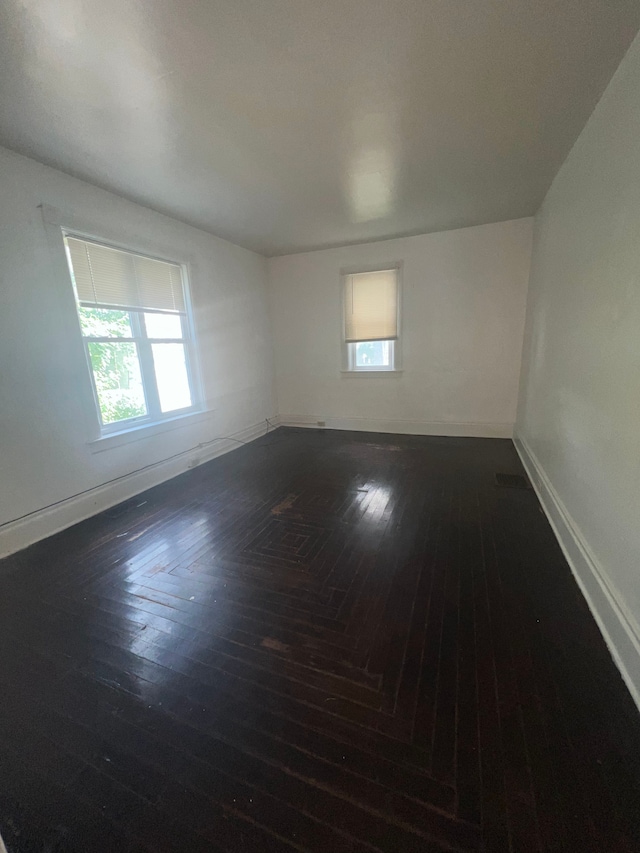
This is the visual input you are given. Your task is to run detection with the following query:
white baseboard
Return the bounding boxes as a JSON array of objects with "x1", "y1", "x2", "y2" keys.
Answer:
[
  {"x1": 0, "y1": 419, "x2": 275, "y2": 560},
  {"x1": 279, "y1": 414, "x2": 513, "y2": 438},
  {"x1": 514, "y1": 435, "x2": 640, "y2": 713}
]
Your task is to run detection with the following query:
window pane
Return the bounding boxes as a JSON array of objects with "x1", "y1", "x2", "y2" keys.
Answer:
[
  {"x1": 355, "y1": 340, "x2": 391, "y2": 368},
  {"x1": 144, "y1": 311, "x2": 183, "y2": 339},
  {"x1": 79, "y1": 306, "x2": 132, "y2": 338},
  {"x1": 87, "y1": 342, "x2": 147, "y2": 425},
  {"x1": 151, "y1": 343, "x2": 192, "y2": 412}
]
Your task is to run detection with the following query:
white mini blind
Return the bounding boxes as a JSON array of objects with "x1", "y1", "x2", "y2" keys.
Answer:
[
  {"x1": 66, "y1": 236, "x2": 186, "y2": 313},
  {"x1": 343, "y1": 268, "x2": 398, "y2": 343}
]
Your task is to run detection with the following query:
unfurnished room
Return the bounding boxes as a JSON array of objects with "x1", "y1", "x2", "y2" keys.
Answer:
[{"x1": 1, "y1": 2, "x2": 640, "y2": 851}]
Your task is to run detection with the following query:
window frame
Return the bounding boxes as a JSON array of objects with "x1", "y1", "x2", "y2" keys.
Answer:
[
  {"x1": 63, "y1": 229, "x2": 203, "y2": 437},
  {"x1": 346, "y1": 338, "x2": 397, "y2": 372},
  {"x1": 340, "y1": 263, "x2": 402, "y2": 374}
]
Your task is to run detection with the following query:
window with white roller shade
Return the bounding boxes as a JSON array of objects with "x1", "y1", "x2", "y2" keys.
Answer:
[
  {"x1": 341, "y1": 266, "x2": 401, "y2": 372},
  {"x1": 343, "y1": 268, "x2": 398, "y2": 343}
]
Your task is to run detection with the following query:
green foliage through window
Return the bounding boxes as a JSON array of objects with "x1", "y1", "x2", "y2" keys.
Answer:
[
  {"x1": 78, "y1": 306, "x2": 132, "y2": 338},
  {"x1": 81, "y1": 307, "x2": 147, "y2": 425}
]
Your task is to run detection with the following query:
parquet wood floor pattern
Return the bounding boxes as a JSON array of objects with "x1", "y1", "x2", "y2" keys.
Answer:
[{"x1": 1, "y1": 428, "x2": 639, "y2": 852}]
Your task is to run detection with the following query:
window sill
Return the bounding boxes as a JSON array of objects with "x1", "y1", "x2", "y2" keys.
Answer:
[
  {"x1": 88, "y1": 408, "x2": 211, "y2": 453},
  {"x1": 340, "y1": 369, "x2": 403, "y2": 376}
]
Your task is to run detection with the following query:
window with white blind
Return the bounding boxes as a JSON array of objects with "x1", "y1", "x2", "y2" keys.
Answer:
[
  {"x1": 64, "y1": 234, "x2": 200, "y2": 434},
  {"x1": 342, "y1": 267, "x2": 400, "y2": 371}
]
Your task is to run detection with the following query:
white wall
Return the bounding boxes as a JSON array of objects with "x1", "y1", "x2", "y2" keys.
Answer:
[
  {"x1": 0, "y1": 146, "x2": 276, "y2": 557},
  {"x1": 268, "y1": 219, "x2": 532, "y2": 437},
  {"x1": 516, "y1": 34, "x2": 640, "y2": 708}
]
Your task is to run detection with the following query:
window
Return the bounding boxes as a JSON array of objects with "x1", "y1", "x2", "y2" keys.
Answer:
[
  {"x1": 64, "y1": 234, "x2": 200, "y2": 434},
  {"x1": 343, "y1": 267, "x2": 400, "y2": 371}
]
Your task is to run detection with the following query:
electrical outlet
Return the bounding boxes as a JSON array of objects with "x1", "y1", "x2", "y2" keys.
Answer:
[{"x1": 317, "y1": 420, "x2": 326, "y2": 427}]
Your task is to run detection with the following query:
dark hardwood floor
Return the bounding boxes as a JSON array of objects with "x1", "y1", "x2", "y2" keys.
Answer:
[{"x1": 1, "y1": 427, "x2": 639, "y2": 852}]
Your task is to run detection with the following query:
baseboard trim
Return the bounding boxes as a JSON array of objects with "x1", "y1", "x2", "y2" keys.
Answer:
[
  {"x1": 0, "y1": 419, "x2": 275, "y2": 560},
  {"x1": 279, "y1": 415, "x2": 513, "y2": 438},
  {"x1": 514, "y1": 435, "x2": 640, "y2": 713}
]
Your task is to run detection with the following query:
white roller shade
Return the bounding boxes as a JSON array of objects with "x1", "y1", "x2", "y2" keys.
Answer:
[
  {"x1": 343, "y1": 269, "x2": 398, "y2": 343},
  {"x1": 66, "y1": 236, "x2": 186, "y2": 313}
]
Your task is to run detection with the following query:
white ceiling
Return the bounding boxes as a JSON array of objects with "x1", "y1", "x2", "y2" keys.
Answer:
[{"x1": 1, "y1": 1, "x2": 639, "y2": 256}]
